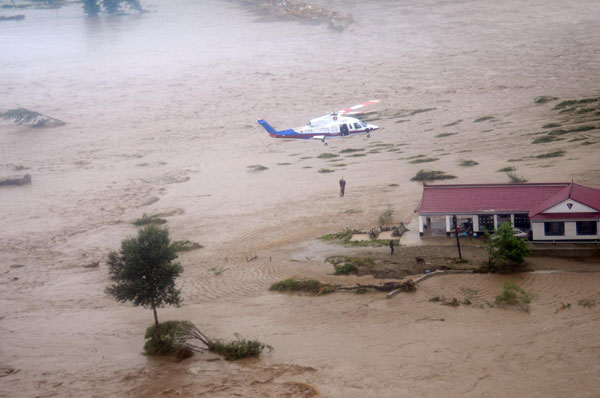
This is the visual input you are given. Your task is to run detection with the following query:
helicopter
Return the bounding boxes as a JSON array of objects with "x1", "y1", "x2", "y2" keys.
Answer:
[{"x1": 257, "y1": 100, "x2": 380, "y2": 145}]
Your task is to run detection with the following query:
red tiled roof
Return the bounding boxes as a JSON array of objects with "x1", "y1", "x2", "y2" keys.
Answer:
[
  {"x1": 528, "y1": 182, "x2": 600, "y2": 217},
  {"x1": 530, "y1": 212, "x2": 600, "y2": 220},
  {"x1": 414, "y1": 183, "x2": 569, "y2": 214}
]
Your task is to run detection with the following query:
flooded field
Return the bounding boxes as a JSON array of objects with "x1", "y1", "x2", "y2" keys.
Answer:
[{"x1": 1, "y1": 0, "x2": 600, "y2": 396}]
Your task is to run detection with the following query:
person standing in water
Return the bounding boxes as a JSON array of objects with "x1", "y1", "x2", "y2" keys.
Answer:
[
  {"x1": 339, "y1": 177, "x2": 346, "y2": 197},
  {"x1": 389, "y1": 240, "x2": 394, "y2": 255}
]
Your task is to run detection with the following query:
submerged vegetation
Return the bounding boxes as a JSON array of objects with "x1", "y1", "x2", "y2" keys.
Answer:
[
  {"x1": 535, "y1": 150, "x2": 566, "y2": 159},
  {"x1": 495, "y1": 282, "x2": 532, "y2": 312},
  {"x1": 473, "y1": 116, "x2": 495, "y2": 123},
  {"x1": 458, "y1": 159, "x2": 478, "y2": 167},
  {"x1": 410, "y1": 170, "x2": 457, "y2": 181},
  {"x1": 247, "y1": 164, "x2": 268, "y2": 171},
  {"x1": 133, "y1": 213, "x2": 167, "y2": 226},
  {"x1": 269, "y1": 278, "x2": 335, "y2": 294}
]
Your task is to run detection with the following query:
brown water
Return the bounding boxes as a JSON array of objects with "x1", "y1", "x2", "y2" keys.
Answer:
[{"x1": 1, "y1": 0, "x2": 600, "y2": 397}]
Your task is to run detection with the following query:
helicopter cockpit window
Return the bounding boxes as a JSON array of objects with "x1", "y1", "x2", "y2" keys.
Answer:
[
  {"x1": 359, "y1": 121, "x2": 367, "y2": 128},
  {"x1": 354, "y1": 123, "x2": 361, "y2": 129}
]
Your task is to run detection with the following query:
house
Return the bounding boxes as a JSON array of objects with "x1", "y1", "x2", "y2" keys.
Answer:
[{"x1": 414, "y1": 182, "x2": 600, "y2": 241}]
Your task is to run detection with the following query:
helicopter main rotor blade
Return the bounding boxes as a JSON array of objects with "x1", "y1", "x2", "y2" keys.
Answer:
[{"x1": 338, "y1": 99, "x2": 380, "y2": 115}]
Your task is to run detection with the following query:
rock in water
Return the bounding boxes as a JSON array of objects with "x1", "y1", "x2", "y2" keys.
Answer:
[{"x1": 0, "y1": 108, "x2": 65, "y2": 128}]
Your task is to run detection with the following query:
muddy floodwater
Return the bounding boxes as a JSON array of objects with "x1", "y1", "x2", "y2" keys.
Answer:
[{"x1": 1, "y1": 0, "x2": 600, "y2": 397}]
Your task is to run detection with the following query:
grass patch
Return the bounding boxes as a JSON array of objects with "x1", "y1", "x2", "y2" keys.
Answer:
[
  {"x1": 247, "y1": 164, "x2": 268, "y2": 171},
  {"x1": 269, "y1": 278, "x2": 335, "y2": 294},
  {"x1": 133, "y1": 214, "x2": 167, "y2": 226},
  {"x1": 388, "y1": 183, "x2": 399, "y2": 187},
  {"x1": 170, "y1": 240, "x2": 203, "y2": 252},
  {"x1": 474, "y1": 116, "x2": 494, "y2": 123},
  {"x1": 406, "y1": 154, "x2": 426, "y2": 160},
  {"x1": 208, "y1": 335, "x2": 272, "y2": 361},
  {"x1": 506, "y1": 171, "x2": 527, "y2": 183},
  {"x1": 536, "y1": 150, "x2": 566, "y2": 159},
  {"x1": 435, "y1": 132, "x2": 457, "y2": 138},
  {"x1": 458, "y1": 159, "x2": 478, "y2": 167},
  {"x1": 532, "y1": 135, "x2": 563, "y2": 144},
  {"x1": 339, "y1": 148, "x2": 365, "y2": 153},
  {"x1": 577, "y1": 298, "x2": 596, "y2": 308},
  {"x1": 507, "y1": 158, "x2": 523, "y2": 162},
  {"x1": 317, "y1": 153, "x2": 339, "y2": 159},
  {"x1": 534, "y1": 96, "x2": 558, "y2": 104},
  {"x1": 443, "y1": 119, "x2": 462, "y2": 127},
  {"x1": 318, "y1": 168, "x2": 335, "y2": 173},
  {"x1": 542, "y1": 123, "x2": 561, "y2": 129},
  {"x1": 332, "y1": 163, "x2": 347, "y2": 167},
  {"x1": 318, "y1": 228, "x2": 394, "y2": 247},
  {"x1": 581, "y1": 140, "x2": 595, "y2": 145},
  {"x1": 497, "y1": 166, "x2": 516, "y2": 172},
  {"x1": 300, "y1": 156, "x2": 312, "y2": 159},
  {"x1": 410, "y1": 170, "x2": 457, "y2": 181},
  {"x1": 302, "y1": 166, "x2": 313, "y2": 169},
  {"x1": 346, "y1": 153, "x2": 367, "y2": 157},
  {"x1": 553, "y1": 97, "x2": 599, "y2": 110},
  {"x1": 326, "y1": 256, "x2": 375, "y2": 275},
  {"x1": 277, "y1": 162, "x2": 291, "y2": 165},
  {"x1": 568, "y1": 137, "x2": 587, "y2": 142},
  {"x1": 409, "y1": 157, "x2": 439, "y2": 164},
  {"x1": 495, "y1": 282, "x2": 532, "y2": 312},
  {"x1": 410, "y1": 108, "x2": 436, "y2": 116}
]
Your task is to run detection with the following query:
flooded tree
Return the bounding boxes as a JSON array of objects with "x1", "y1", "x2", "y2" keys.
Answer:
[
  {"x1": 105, "y1": 225, "x2": 182, "y2": 328},
  {"x1": 481, "y1": 222, "x2": 530, "y2": 272}
]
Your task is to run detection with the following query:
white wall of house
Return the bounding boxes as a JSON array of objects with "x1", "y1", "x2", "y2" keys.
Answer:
[
  {"x1": 532, "y1": 220, "x2": 600, "y2": 240},
  {"x1": 544, "y1": 199, "x2": 596, "y2": 213}
]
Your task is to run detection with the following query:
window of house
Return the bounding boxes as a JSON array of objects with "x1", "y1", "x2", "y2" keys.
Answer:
[
  {"x1": 544, "y1": 222, "x2": 564, "y2": 236},
  {"x1": 576, "y1": 221, "x2": 597, "y2": 235},
  {"x1": 514, "y1": 214, "x2": 530, "y2": 229},
  {"x1": 478, "y1": 215, "x2": 494, "y2": 232}
]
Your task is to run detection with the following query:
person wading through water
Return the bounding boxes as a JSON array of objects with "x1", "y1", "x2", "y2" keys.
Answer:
[
  {"x1": 339, "y1": 177, "x2": 346, "y2": 197},
  {"x1": 389, "y1": 239, "x2": 394, "y2": 255}
]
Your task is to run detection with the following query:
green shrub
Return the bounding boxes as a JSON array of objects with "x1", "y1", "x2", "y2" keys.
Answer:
[
  {"x1": 334, "y1": 263, "x2": 357, "y2": 275},
  {"x1": 143, "y1": 320, "x2": 194, "y2": 355},
  {"x1": 495, "y1": 282, "x2": 531, "y2": 312},
  {"x1": 209, "y1": 334, "x2": 272, "y2": 361}
]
